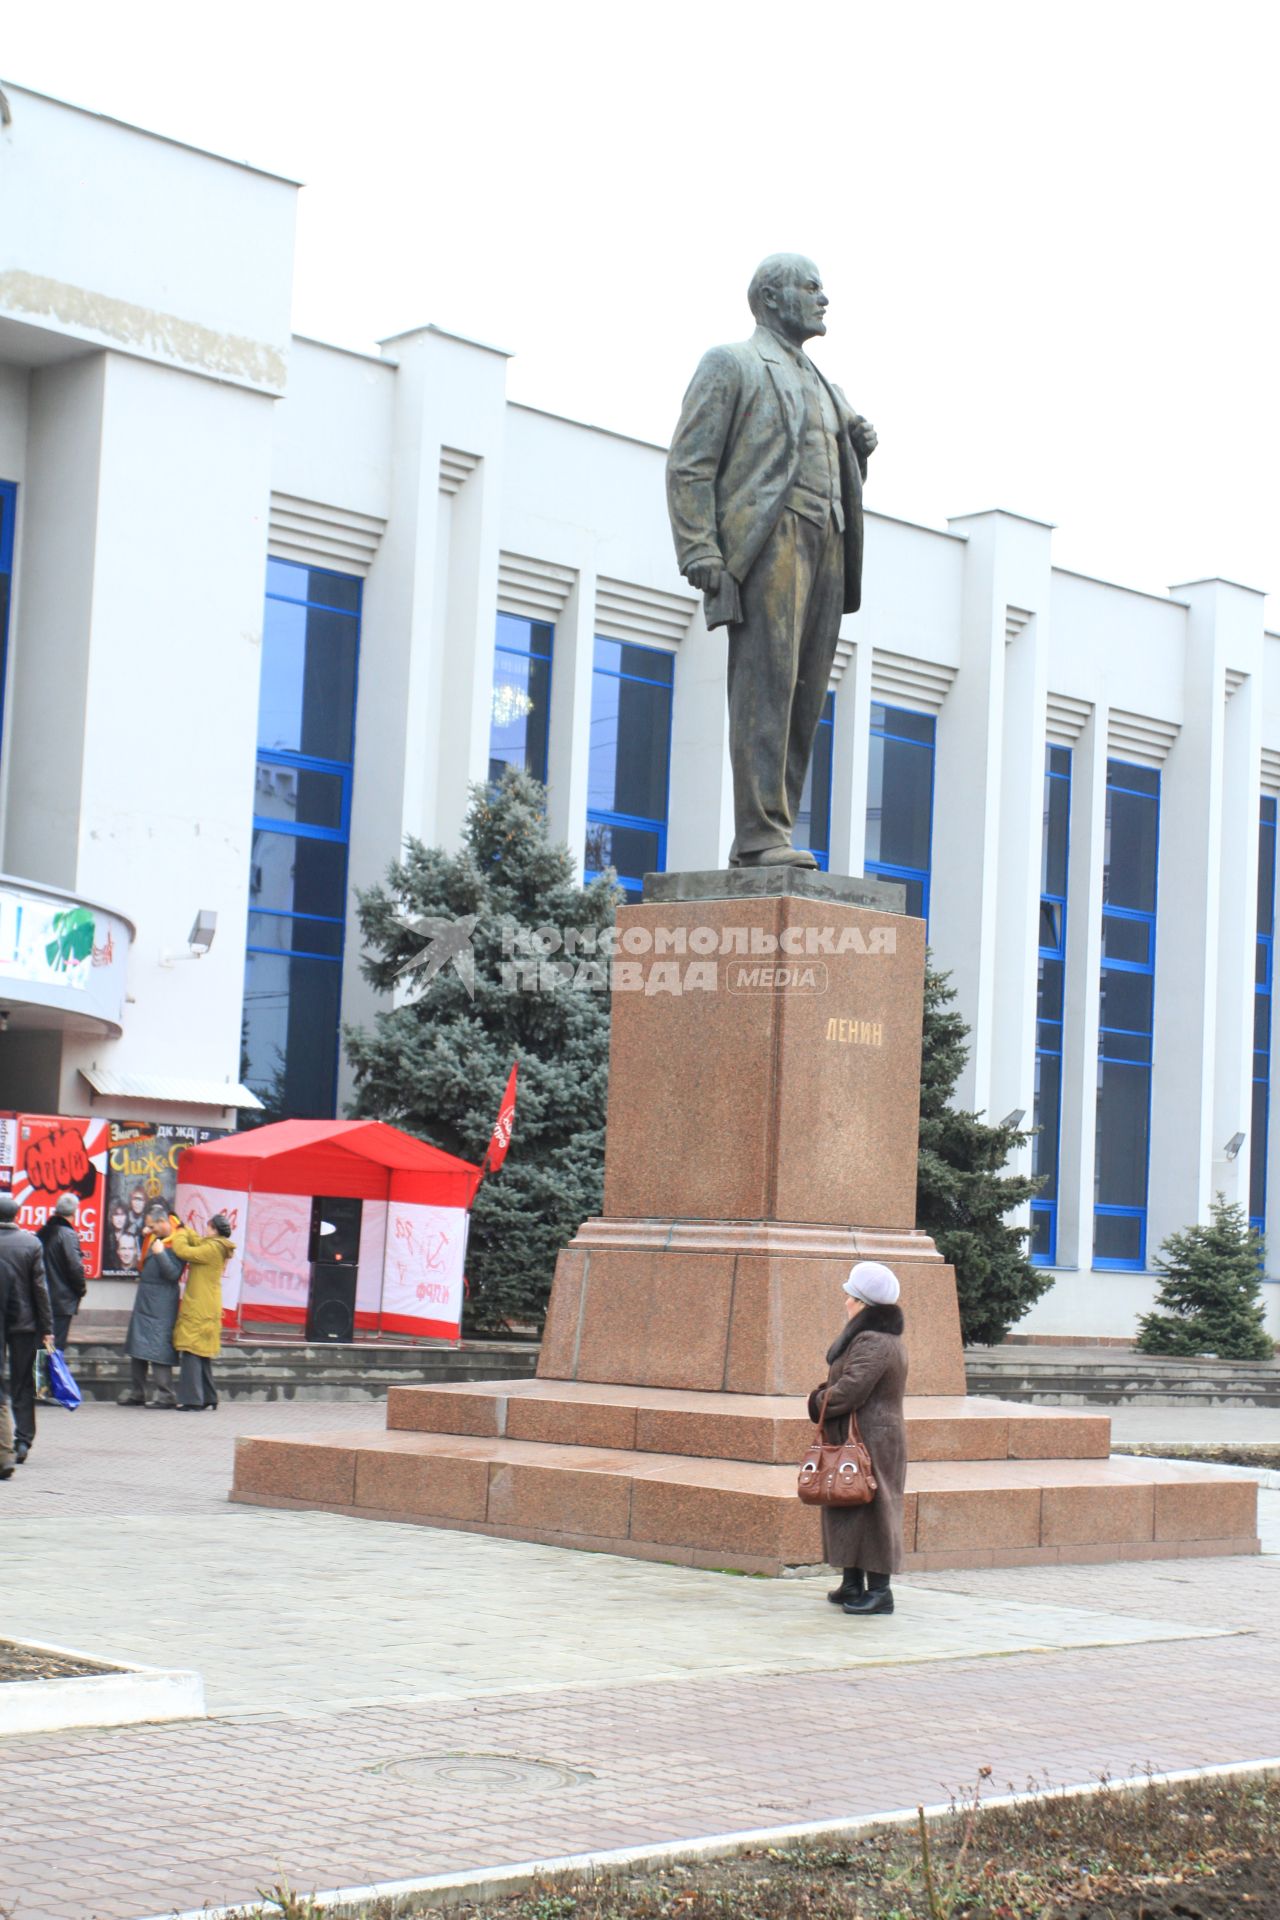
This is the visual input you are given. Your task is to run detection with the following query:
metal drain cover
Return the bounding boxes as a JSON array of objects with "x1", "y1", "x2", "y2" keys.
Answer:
[{"x1": 371, "y1": 1751, "x2": 594, "y2": 1792}]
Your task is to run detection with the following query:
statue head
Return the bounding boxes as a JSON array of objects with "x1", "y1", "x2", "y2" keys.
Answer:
[{"x1": 747, "y1": 254, "x2": 828, "y2": 345}]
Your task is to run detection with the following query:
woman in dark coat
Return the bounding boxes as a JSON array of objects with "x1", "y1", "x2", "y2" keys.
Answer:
[
  {"x1": 806, "y1": 1260, "x2": 908, "y2": 1616},
  {"x1": 119, "y1": 1205, "x2": 183, "y2": 1408}
]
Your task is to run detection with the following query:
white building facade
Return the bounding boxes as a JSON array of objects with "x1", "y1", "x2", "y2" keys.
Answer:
[{"x1": 1, "y1": 85, "x2": 1277, "y2": 1337}]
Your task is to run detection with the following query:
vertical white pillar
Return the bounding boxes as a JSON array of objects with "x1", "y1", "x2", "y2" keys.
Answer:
[
  {"x1": 341, "y1": 328, "x2": 509, "y2": 1106},
  {"x1": 1055, "y1": 703, "x2": 1107, "y2": 1271},
  {"x1": 437, "y1": 460, "x2": 503, "y2": 847},
  {"x1": 1266, "y1": 766, "x2": 1280, "y2": 1282},
  {"x1": 16, "y1": 353, "x2": 278, "y2": 1112},
  {"x1": 935, "y1": 510, "x2": 1054, "y2": 1114},
  {"x1": 988, "y1": 607, "x2": 1051, "y2": 1171},
  {"x1": 667, "y1": 608, "x2": 733, "y2": 871},
  {"x1": 546, "y1": 555, "x2": 597, "y2": 875},
  {"x1": 425, "y1": 338, "x2": 509, "y2": 851},
  {"x1": 1148, "y1": 580, "x2": 1266, "y2": 1254},
  {"x1": 349, "y1": 337, "x2": 445, "y2": 875},
  {"x1": 3, "y1": 355, "x2": 104, "y2": 889},
  {"x1": 1214, "y1": 670, "x2": 1262, "y2": 1215},
  {"x1": 831, "y1": 627, "x2": 870, "y2": 878}
]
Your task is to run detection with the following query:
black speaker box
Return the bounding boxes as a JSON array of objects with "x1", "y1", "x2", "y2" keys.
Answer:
[
  {"x1": 306, "y1": 1263, "x2": 357, "y2": 1343},
  {"x1": 309, "y1": 1195, "x2": 363, "y2": 1265}
]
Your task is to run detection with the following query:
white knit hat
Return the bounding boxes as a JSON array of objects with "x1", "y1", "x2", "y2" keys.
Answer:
[{"x1": 842, "y1": 1260, "x2": 901, "y2": 1306}]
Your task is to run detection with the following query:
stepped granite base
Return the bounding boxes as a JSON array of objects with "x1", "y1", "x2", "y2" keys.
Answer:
[
  {"x1": 232, "y1": 1377, "x2": 1258, "y2": 1572},
  {"x1": 231, "y1": 884, "x2": 1259, "y2": 1571}
]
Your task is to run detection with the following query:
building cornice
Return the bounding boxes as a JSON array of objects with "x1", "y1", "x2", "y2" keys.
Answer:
[
  {"x1": 378, "y1": 322, "x2": 512, "y2": 358},
  {"x1": 291, "y1": 334, "x2": 396, "y2": 371},
  {"x1": 4, "y1": 81, "x2": 301, "y2": 185},
  {"x1": 1052, "y1": 567, "x2": 1189, "y2": 611},
  {"x1": 1169, "y1": 576, "x2": 1268, "y2": 598}
]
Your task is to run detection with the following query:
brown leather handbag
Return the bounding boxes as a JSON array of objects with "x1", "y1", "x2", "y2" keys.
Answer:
[{"x1": 797, "y1": 1384, "x2": 878, "y2": 1507}]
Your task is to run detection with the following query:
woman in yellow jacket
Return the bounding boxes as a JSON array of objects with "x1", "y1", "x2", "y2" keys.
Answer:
[{"x1": 171, "y1": 1214, "x2": 235, "y2": 1410}]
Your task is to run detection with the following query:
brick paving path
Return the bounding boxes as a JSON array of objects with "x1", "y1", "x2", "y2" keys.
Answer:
[{"x1": 1, "y1": 1402, "x2": 1277, "y2": 1920}]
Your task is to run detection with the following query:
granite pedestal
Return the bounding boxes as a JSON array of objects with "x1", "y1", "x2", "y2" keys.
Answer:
[{"x1": 233, "y1": 876, "x2": 1259, "y2": 1571}]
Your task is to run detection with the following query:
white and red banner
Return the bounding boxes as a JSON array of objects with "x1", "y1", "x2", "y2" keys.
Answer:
[
  {"x1": 379, "y1": 1201, "x2": 468, "y2": 1340},
  {"x1": 174, "y1": 1182, "x2": 249, "y2": 1325},
  {"x1": 356, "y1": 1201, "x2": 388, "y2": 1332},
  {"x1": 172, "y1": 1186, "x2": 467, "y2": 1340},
  {"x1": 238, "y1": 1191, "x2": 312, "y2": 1326}
]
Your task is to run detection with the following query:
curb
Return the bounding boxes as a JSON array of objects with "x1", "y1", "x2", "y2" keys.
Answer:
[
  {"x1": 1111, "y1": 1452, "x2": 1280, "y2": 1491},
  {"x1": 134, "y1": 1754, "x2": 1280, "y2": 1920},
  {"x1": 0, "y1": 1637, "x2": 204, "y2": 1739}
]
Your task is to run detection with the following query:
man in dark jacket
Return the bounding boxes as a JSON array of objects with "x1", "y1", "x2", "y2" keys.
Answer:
[
  {"x1": 3, "y1": 1194, "x2": 55, "y2": 1462},
  {"x1": 37, "y1": 1192, "x2": 87, "y2": 1350},
  {"x1": 1, "y1": 1194, "x2": 47, "y2": 1479}
]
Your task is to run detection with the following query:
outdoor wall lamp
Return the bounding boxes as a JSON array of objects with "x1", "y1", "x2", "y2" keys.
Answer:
[
  {"x1": 1223, "y1": 1131, "x2": 1247, "y2": 1161},
  {"x1": 1000, "y1": 1109, "x2": 1027, "y2": 1129},
  {"x1": 160, "y1": 910, "x2": 219, "y2": 967}
]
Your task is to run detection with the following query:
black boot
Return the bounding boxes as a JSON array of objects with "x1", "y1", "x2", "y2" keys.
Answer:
[
  {"x1": 827, "y1": 1568, "x2": 864, "y2": 1605},
  {"x1": 843, "y1": 1572, "x2": 894, "y2": 1616}
]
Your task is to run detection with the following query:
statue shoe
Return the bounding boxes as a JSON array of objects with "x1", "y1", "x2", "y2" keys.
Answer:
[{"x1": 735, "y1": 845, "x2": 819, "y2": 870}]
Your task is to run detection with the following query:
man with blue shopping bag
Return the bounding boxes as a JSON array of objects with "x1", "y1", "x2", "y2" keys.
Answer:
[
  {"x1": 0, "y1": 1193, "x2": 52, "y2": 1479},
  {"x1": 3, "y1": 1193, "x2": 56, "y2": 1462},
  {"x1": 37, "y1": 1193, "x2": 87, "y2": 1351}
]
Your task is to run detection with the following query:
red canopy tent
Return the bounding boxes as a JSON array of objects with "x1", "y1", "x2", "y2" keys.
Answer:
[{"x1": 175, "y1": 1120, "x2": 482, "y2": 1340}]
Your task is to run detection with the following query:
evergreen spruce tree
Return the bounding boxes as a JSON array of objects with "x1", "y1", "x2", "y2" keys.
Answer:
[
  {"x1": 345, "y1": 769, "x2": 619, "y2": 1334},
  {"x1": 917, "y1": 959, "x2": 1050, "y2": 1346},
  {"x1": 1136, "y1": 1195, "x2": 1274, "y2": 1359}
]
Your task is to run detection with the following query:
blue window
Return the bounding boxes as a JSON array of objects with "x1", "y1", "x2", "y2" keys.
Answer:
[
  {"x1": 584, "y1": 637, "x2": 673, "y2": 896},
  {"x1": 490, "y1": 613, "x2": 553, "y2": 785},
  {"x1": 1094, "y1": 759, "x2": 1160, "y2": 1269},
  {"x1": 1252, "y1": 795, "x2": 1276, "y2": 1238},
  {"x1": 1032, "y1": 745, "x2": 1072, "y2": 1265},
  {"x1": 242, "y1": 559, "x2": 361, "y2": 1119},
  {"x1": 0, "y1": 480, "x2": 16, "y2": 755},
  {"x1": 865, "y1": 703, "x2": 935, "y2": 919},
  {"x1": 795, "y1": 693, "x2": 835, "y2": 870}
]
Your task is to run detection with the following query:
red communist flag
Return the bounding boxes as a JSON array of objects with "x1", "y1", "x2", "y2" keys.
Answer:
[{"x1": 487, "y1": 1062, "x2": 518, "y2": 1172}]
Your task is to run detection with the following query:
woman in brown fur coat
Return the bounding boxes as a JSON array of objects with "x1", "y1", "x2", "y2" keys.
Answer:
[{"x1": 806, "y1": 1260, "x2": 908, "y2": 1616}]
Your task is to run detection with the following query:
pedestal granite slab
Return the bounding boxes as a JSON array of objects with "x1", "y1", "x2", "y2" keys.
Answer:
[
  {"x1": 232, "y1": 875, "x2": 1259, "y2": 1571},
  {"x1": 539, "y1": 1222, "x2": 966, "y2": 1396},
  {"x1": 642, "y1": 868, "x2": 905, "y2": 910},
  {"x1": 603, "y1": 894, "x2": 923, "y2": 1226}
]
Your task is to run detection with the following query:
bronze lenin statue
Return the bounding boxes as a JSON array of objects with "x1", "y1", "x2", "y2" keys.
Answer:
[{"x1": 667, "y1": 255, "x2": 877, "y2": 868}]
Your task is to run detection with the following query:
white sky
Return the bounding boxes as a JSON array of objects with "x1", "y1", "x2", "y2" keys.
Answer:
[{"x1": 6, "y1": 0, "x2": 1278, "y2": 620}]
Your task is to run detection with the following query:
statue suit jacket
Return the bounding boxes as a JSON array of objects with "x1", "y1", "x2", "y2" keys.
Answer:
[{"x1": 667, "y1": 325, "x2": 871, "y2": 628}]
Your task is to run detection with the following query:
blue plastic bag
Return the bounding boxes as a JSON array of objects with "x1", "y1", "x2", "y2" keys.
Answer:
[{"x1": 46, "y1": 1348, "x2": 82, "y2": 1410}]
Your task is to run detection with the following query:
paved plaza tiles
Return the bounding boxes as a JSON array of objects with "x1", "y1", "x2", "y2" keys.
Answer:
[{"x1": 1, "y1": 1399, "x2": 1277, "y2": 1920}]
